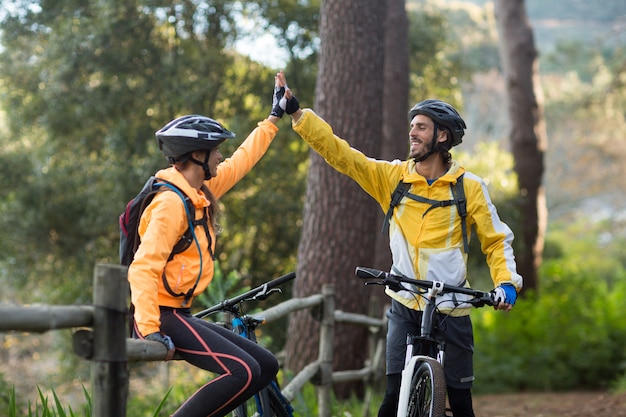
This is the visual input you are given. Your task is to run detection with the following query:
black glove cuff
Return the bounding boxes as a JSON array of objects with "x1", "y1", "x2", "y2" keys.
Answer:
[
  {"x1": 285, "y1": 96, "x2": 299, "y2": 115},
  {"x1": 271, "y1": 106, "x2": 285, "y2": 118}
]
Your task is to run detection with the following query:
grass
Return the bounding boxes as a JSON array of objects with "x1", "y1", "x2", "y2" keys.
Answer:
[
  {"x1": 8, "y1": 385, "x2": 171, "y2": 417},
  {"x1": 8, "y1": 385, "x2": 89, "y2": 417}
]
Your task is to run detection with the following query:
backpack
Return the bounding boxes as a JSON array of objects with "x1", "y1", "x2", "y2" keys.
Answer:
[
  {"x1": 119, "y1": 176, "x2": 198, "y2": 266},
  {"x1": 381, "y1": 173, "x2": 469, "y2": 253},
  {"x1": 119, "y1": 177, "x2": 213, "y2": 329}
]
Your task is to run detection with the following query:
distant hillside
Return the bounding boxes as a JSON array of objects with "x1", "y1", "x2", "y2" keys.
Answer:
[
  {"x1": 433, "y1": 0, "x2": 625, "y2": 21},
  {"x1": 411, "y1": 0, "x2": 626, "y2": 53}
]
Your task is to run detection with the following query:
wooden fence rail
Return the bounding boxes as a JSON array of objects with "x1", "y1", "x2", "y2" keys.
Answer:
[{"x1": 0, "y1": 263, "x2": 387, "y2": 417}]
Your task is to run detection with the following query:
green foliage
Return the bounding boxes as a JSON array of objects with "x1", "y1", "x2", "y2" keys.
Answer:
[
  {"x1": 127, "y1": 384, "x2": 173, "y2": 417},
  {"x1": 272, "y1": 381, "x2": 383, "y2": 417},
  {"x1": 434, "y1": 1, "x2": 500, "y2": 73},
  {"x1": 0, "y1": 1, "x2": 311, "y2": 305},
  {"x1": 9, "y1": 383, "x2": 172, "y2": 417},
  {"x1": 1, "y1": 374, "x2": 10, "y2": 414},
  {"x1": 540, "y1": 41, "x2": 626, "y2": 220},
  {"x1": 471, "y1": 153, "x2": 626, "y2": 394},
  {"x1": 2, "y1": 0, "x2": 624, "y2": 405},
  {"x1": 193, "y1": 261, "x2": 295, "y2": 353},
  {"x1": 407, "y1": 5, "x2": 466, "y2": 106},
  {"x1": 247, "y1": 0, "x2": 321, "y2": 65},
  {"x1": 407, "y1": 0, "x2": 501, "y2": 108},
  {"x1": 613, "y1": 372, "x2": 626, "y2": 393},
  {"x1": 473, "y1": 253, "x2": 626, "y2": 393},
  {"x1": 214, "y1": 58, "x2": 309, "y2": 287},
  {"x1": 7, "y1": 385, "x2": 88, "y2": 417}
]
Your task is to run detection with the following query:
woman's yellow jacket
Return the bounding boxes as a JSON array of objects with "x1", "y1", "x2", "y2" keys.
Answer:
[
  {"x1": 292, "y1": 110, "x2": 522, "y2": 315},
  {"x1": 129, "y1": 120, "x2": 278, "y2": 336}
]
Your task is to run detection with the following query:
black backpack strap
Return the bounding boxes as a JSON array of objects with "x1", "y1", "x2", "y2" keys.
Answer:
[
  {"x1": 382, "y1": 181, "x2": 412, "y2": 233},
  {"x1": 382, "y1": 174, "x2": 469, "y2": 253},
  {"x1": 404, "y1": 193, "x2": 455, "y2": 216},
  {"x1": 450, "y1": 174, "x2": 469, "y2": 253},
  {"x1": 159, "y1": 183, "x2": 217, "y2": 307},
  {"x1": 149, "y1": 180, "x2": 201, "y2": 306},
  {"x1": 382, "y1": 181, "x2": 456, "y2": 233},
  {"x1": 168, "y1": 197, "x2": 202, "y2": 259}
]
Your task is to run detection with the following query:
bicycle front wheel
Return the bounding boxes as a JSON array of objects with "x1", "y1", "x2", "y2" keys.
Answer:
[
  {"x1": 406, "y1": 357, "x2": 447, "y2": 417},
  {"x1": 233, "y1": 381, "x2": 293, "y2": 417}
]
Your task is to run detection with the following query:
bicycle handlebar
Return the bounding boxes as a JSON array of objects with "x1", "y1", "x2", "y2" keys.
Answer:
[
  {"x1": 355, "y1": 266, "x2": 495, "y2": 307},
  {"x1": 194, "y1": 271, "x2": 296, "y2": 319}
]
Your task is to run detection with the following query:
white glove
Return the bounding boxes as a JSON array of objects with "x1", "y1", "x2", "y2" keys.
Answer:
[{"x1": 491, "y1": 284, "x2": 517, "y2": 305}]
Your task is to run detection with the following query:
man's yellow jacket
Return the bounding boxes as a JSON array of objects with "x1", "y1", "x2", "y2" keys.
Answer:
[{"x1": 293, "y1": 109, "x2": 522, "y2": 315}]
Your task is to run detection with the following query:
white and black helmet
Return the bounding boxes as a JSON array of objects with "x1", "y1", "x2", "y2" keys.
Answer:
[
  {"x1": 409, "y1": 99, "x2": 466, "y2": 147},
  {"x1": 156, "y1": 114, "x2": 236, "y2": 161}
]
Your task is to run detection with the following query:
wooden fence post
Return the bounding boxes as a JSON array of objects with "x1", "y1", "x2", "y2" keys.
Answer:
[
  {"x1": 318, "y1": 284, "x2": 335, "y2": 417},
  {"x1": 91, "y1": 264, "x2": 129, "y2": 417}
]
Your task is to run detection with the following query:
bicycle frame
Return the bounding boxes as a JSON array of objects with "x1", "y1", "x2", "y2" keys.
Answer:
[
  {"x1": 398, "y1": 281, "x2": 448, "y2": 417},
  {"x1": 355, "y1": 266, "x2": 495, "y2": 417},
  {"x1": 195, "y1": 272, "x2": 296, "y2": 417},
  {"x1": 230, "y1": 313, "x2": 278, "y2": 417}
]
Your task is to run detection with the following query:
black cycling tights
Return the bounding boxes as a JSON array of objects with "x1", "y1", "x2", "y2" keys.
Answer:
[
  {"x1": 159, "y1": 308, "x2": 279, "y2": 417},
  {"x1": 377, "y1": 374, "x2": 475, "y2": 417}
]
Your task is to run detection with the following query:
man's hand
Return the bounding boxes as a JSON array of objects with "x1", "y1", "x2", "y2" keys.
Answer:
[
  {"x1": 491, "y1": 283, "x2": 517, "y2": 312},
  {"x1": 145, "y1": 332, "x2": 176, "y2": 361}
]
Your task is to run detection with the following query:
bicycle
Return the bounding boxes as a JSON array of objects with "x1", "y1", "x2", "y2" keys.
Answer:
[
  {"x1": 354, "y1": 267, "x2": 495, "y2": 417},
  {"x1": 194, "y1": 271, "x2": 296, "y2": 417}
]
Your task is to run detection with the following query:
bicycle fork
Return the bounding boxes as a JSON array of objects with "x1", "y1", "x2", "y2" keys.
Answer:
[
  {"x1": 397, "y1": 281, "x2": 449, "y2": 416},
  {"x1": 233, "y1": 315, "x2": 274, "y2": 417},
  {"x1": 405, "y1": 333, "x2": 446, "y2": 368}
]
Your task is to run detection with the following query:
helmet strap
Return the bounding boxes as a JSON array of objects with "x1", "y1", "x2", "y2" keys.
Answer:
[{"x1": 189, "y1": 151, "x2": 212, "y2": 180}]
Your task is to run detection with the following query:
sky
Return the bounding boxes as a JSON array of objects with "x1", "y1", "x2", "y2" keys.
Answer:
[{"x1": 235, "y1": 32, "x2": 290, "y2": 69}]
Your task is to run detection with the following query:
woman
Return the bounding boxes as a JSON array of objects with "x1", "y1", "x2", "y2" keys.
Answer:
[{"x1": 128, "y1": 82, "x2": 286, "y2": 417}]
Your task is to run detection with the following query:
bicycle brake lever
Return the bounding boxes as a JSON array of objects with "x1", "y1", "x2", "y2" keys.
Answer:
[
  {"x1": 252, "y1": 287, "x2": 282, "y2": 301},
  {"x1": 364, "y1": 280, "x2": 403, "y2": 292},
  {"x1": 364, "y1": 281, "x2": 385, "y2": 286}
]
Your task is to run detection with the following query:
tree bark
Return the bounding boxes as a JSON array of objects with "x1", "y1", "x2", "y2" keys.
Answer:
[
  {"x1": 374, "y1": 0, "x2": 410, "y2": 273},
  {"x1": 285, "y1": 0, "x2": 387, "y2": 398},
  {"x1": 493, "y1": 0, "x2": 548, "y2": 293}
]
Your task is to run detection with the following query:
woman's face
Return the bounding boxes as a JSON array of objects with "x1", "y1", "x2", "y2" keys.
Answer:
[{"x1": 207, "y1": 147, "x2": 222, "y2": 178}]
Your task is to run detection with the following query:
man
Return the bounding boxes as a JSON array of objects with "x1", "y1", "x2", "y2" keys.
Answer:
[{"x1": 275, "y1": 70, "x2": 522, "y2": 417}]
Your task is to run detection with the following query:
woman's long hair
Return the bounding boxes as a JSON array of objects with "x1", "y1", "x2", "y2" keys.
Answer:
[{"x1": 202, "y1": 184, "x2": 222, "y2": 234}]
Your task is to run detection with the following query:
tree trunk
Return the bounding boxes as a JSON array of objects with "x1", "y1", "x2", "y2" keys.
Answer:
[
  {"x1": 374, "y1": 0, "x2": 410, "y2": 273},
  {"x1": 285, "y1": 0, "x2": 387, "y2": 398},
  {"x1": 493, "y1": 0, "x2": 548, "y2": 294}
]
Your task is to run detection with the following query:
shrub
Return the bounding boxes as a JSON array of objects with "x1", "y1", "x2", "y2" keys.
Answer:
[{"x1": 473, "y1": 260, "x2": 626, "y2": 393}]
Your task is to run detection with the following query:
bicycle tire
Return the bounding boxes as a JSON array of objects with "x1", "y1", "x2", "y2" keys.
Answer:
[
  {"x1": 406, "y1": 357, "x2": 447, "y2": 417},
  {"x1": 233, "y1": 381, "x2": 293, "y2": 417}
]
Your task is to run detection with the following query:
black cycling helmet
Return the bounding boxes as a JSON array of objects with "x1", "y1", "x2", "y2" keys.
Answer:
[
  {"x1": 409, "y1": 99, "x2": 466, "y2": 147},
  {"x1": 156, "y1": 114, "x2": 236, "y2": 161}
]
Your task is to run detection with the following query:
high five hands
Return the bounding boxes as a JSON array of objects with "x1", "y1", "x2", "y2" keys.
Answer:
[{"x1": 271, "y1": 71, "x2": 300, "y2": 119}]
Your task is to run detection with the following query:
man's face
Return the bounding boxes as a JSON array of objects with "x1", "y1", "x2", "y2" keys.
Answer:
[{"x1": 408, "y1": 114, "x2": 436, "y2": 160}]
